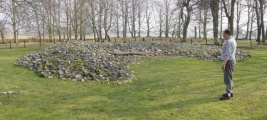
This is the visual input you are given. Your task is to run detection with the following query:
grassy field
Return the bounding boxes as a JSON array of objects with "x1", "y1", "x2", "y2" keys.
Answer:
[{"x1": 0, "y1": 40, "x2": 266, "y2": 119}]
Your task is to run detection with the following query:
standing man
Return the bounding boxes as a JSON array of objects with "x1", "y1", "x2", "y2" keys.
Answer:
[{"x1": 220, "y1": 29, "x2": 237, "y2": 100}]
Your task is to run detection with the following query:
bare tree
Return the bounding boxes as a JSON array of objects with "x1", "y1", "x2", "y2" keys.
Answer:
[
  {"x1": 0, "y1": 2, "x2": 8, "y2": 44},
  {"x1": 202, "y1": 4, "x2": 209, "y2": 40},
  {"x1": 73, "y1": 0, "x2": 79, "y2": 40},
  {"x1": 177, "y1": 6, "x2": 183, "y2": 38},
  {"x1": 259, "y1": 0, "x2": 265, "y2": 43},
  {"x1": 210, "y1": 0, "x2": 219, "y2": 45},
  {"x1": 245, "y1": 0, "x2": 252, "y2": 39},
  {"x1": 137, "y1": 0, "x2": 142, "y2": 37},
  {"x1": 97, "y1": 0, "x2": 104, "y2": 41},
  {"x1": 88, "y1": 0, "x2": 97, "y2": 41},
  {"x1": 144, "y1": 0, "x2": 152, "y2": 37},
  {"x1": 0, "y1": 0, "x2": 265, "y2": 44},
  {"x1": 197, "y1": 0, "x2": 210, "y2": 40},
  {"x1": 220, "y1": 1, "x2": 223, "y2": 39},
  {"x1": 114, "y1": 0, "x2": 121, "y2": 38},
  {"x1": 30, "y1": 0, "x2": 43, "y2": 45},
  {"x1": 128, "y1": 0, "x2": 139, "y2": 37},
  {"x1": 63, "y1": 0, "x2": 72, "y2": 40},
  {"x1": 103, "y1": 0, "x2": 113, "y2": 41},
  {"x1": 79, "y1": 0, "x2": 88, "y2": 40},
  {"x1": 0, "y1": 21, "x2": 6, "y2": 44},
  {"x1": 255, "y1": 0, "x2": 261, "y2": 44},
  {"x1": 153, "y1": 1, "x2": 164, "y2": 37},
  {"x1": 43, "y1": 0, "x2": 54, "y2": 42},
  {"x1": 235, "y1": 0, "x2": 246, "y2": 40},
  {"x1": 56, "y1": 0, "x2": 62, "y2": 41},
  {"x1": 164, "y1": 0, "x2": 171, "y2": 38},
  {"x1": 222, "y1": 0, "x2": 236, "y2": 34},
  {"x1": 181, "y1": 0, "x2": 195, "y2": 42},
  {"x1": 121, "y1": 0, "x2": 130, "y2": 40},
  {"x1": 10, "y1": 1, "x2": 19, "y2": 43}
]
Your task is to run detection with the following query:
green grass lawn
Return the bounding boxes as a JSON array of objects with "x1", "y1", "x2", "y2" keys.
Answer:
[{"x1": 0, "y1": 40, "x2": 266, "y2": 120}]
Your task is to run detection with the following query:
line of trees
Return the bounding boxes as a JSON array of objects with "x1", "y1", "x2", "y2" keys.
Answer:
[{"x1": 0, "y1": 0, "x2": 266, "y2": 45}]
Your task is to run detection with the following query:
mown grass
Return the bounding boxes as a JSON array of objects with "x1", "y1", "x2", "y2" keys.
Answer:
[{"x1": 0, "y1": 40, "x2": 266, "y2": 120}]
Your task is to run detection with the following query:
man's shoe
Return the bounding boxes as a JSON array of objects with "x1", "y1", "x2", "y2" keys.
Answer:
[
  {"x1": 220, "y1": 95, "x2": 230, "y2": 100},
  {"x1": 222, "y1": 93, "x2": 233, "y2": 97}
]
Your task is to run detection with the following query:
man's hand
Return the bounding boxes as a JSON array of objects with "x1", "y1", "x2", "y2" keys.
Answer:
[
  {"x1": 221, "y1": 63, "x2": 226, "y2": 71},
  {"x1": 222, "y1": 55, "x2": 229, "y2": 71}
]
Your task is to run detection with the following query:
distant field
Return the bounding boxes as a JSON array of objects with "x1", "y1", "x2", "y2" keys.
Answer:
[{"x1": 1, "y1": 36, "x2": 258, "y2": 49}]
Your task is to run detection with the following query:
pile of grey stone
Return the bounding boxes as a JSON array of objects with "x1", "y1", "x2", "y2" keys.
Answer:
[{"x1": 14, "y1": 41, "x2": 251, "y2": 81}]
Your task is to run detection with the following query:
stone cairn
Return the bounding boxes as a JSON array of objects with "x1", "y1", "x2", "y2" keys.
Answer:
[{"x1": 14, "y1": 41, "x2": 251, "y2": 82}]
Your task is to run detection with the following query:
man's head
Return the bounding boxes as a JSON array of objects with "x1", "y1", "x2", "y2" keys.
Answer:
[{"x1": 223, "y1": 29, "x2": 231, "y2": 40}]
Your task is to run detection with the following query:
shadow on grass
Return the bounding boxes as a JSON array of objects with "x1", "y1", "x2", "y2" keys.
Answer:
[
  {"x1": 250, "y1": 115, "x2": 267, "y2": 120},
  {"x1": 64, "y1": 85, "x2": 221, "y2": 119}
]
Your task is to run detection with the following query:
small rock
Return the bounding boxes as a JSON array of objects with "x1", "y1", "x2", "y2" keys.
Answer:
[
  {"x1": 0, "y1": 91, "x2": 15, "y2": 95},
  {"x1": 41, "y1": 72, "x2": 48, "y2": 78},
  {"x1": 58, "y1": 70, "x2": 64, "y2": 75},
  {"x1": 7, "y1": 91, "x2": 15, "y2": 94},
  {"x1": 0, "y1": 92, "x2": 7, "y2": 95},
  {"x1": 75, "y1": 74, "x2": 82, "y2": 79},
  {"x1": 117, "y1": 81, "x2": 122, "y2": 85}
]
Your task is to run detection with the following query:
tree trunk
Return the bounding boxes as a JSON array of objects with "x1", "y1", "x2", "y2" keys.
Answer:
[
  {"x1": 222, "y1": 0, "x2": 235, "y2": 34},
  {"x1": 48, "y1": 13, "x2": 53, "y2": 42},
  {"x1": 79, "y1": 3, "x2": 83, "y2": 40},
  {"x1": 138, "y1": 2, "x2": 141, "y2": 37},
  {"x1": 182, "y1": 0, "x2": 192, "y2": 42},
  {"x1": 210, "y1": 0, "x2": 219, "y2": 45},
  {"x1": 159, "y1": 7, "x2": 163, "y2": 37},
  {"x1": 259, "y1": 0, "x2": 265, "y2": 43},
  {"x1": 249, "y1": 4, "x2": 256, "y2": 40},
  {"x1": 177, "y1": 8, "x2": 182, "y2": 38},
  {"x1": 115, "y1": 1, "x2": 120, "y2": 38},
  {"x1": 33, "y1": 3, "x2": 42, "y2": 45},
  {"x1": 220, "y1": 1, "x2": 223, "y2": 39},
  {"x1": 165, "y1": 0, "x2": 169, "y2": 38},
  {"x1": 104, "y1": 1, "x2": 108, "y2": 41},
  {"x1": 122, "y1": 0, "x2": 128, "y2": 39},
  {"x1": 116, "y1": 12, "x2": 120, "y2": 38},
  {"x1": 73, "y1": 0, "x2": 78, "y2": 40},
  {"x1": 0, "y1": 32, "x2": 4, "y2": 44},
  {"x1": 255, "y1": 0, "x2": 261, "y2": 44},
  {"x1": 198, "y1": 24, "x2": 201, "y2": 38},
  {"x1": 65, "y1": 1, "x2": 70, "y2": 40},
  {"x1": 245, "y1": 0, "x2": 251, "y2": 39},
  {"x1": 147, "y1": 19, "x2": 150, "y2": 37},
  {"x1": 46, "y1": 1, "x2": 53, "y2": 43},
  {"x1": 90, "y1": 2, "x2": 97, "y2": 41},
  {"x1": 203, "y1": 7, "x2": 208, "y2": 40},
  {"x1": 194, "y1": 26, "x2": 197, "y2": 38},
  {"x1": 145, "y1": 3, "x2": 150, "y2": 37},
  {"x1": 52, "y1": 5, "x2": 56, "y2": 44},
  {"x1": 42, "y1": 7, "x2": 45, "y2": 43},
  {"x1": 0, "y1": 28, "x2": 5, "y2": 44},
  {"x1": 236, "y1": 1, "x2": 240, "y2": 40},
  {"x1": 182, "y1": 12, "x2": 191, "y2": 42},
  {"x1": 11, "y1": 1, "x2": 18, "y2": 44},
  {"x1": 131, "y1": 0, "x2": 136, "y2": 38}
]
